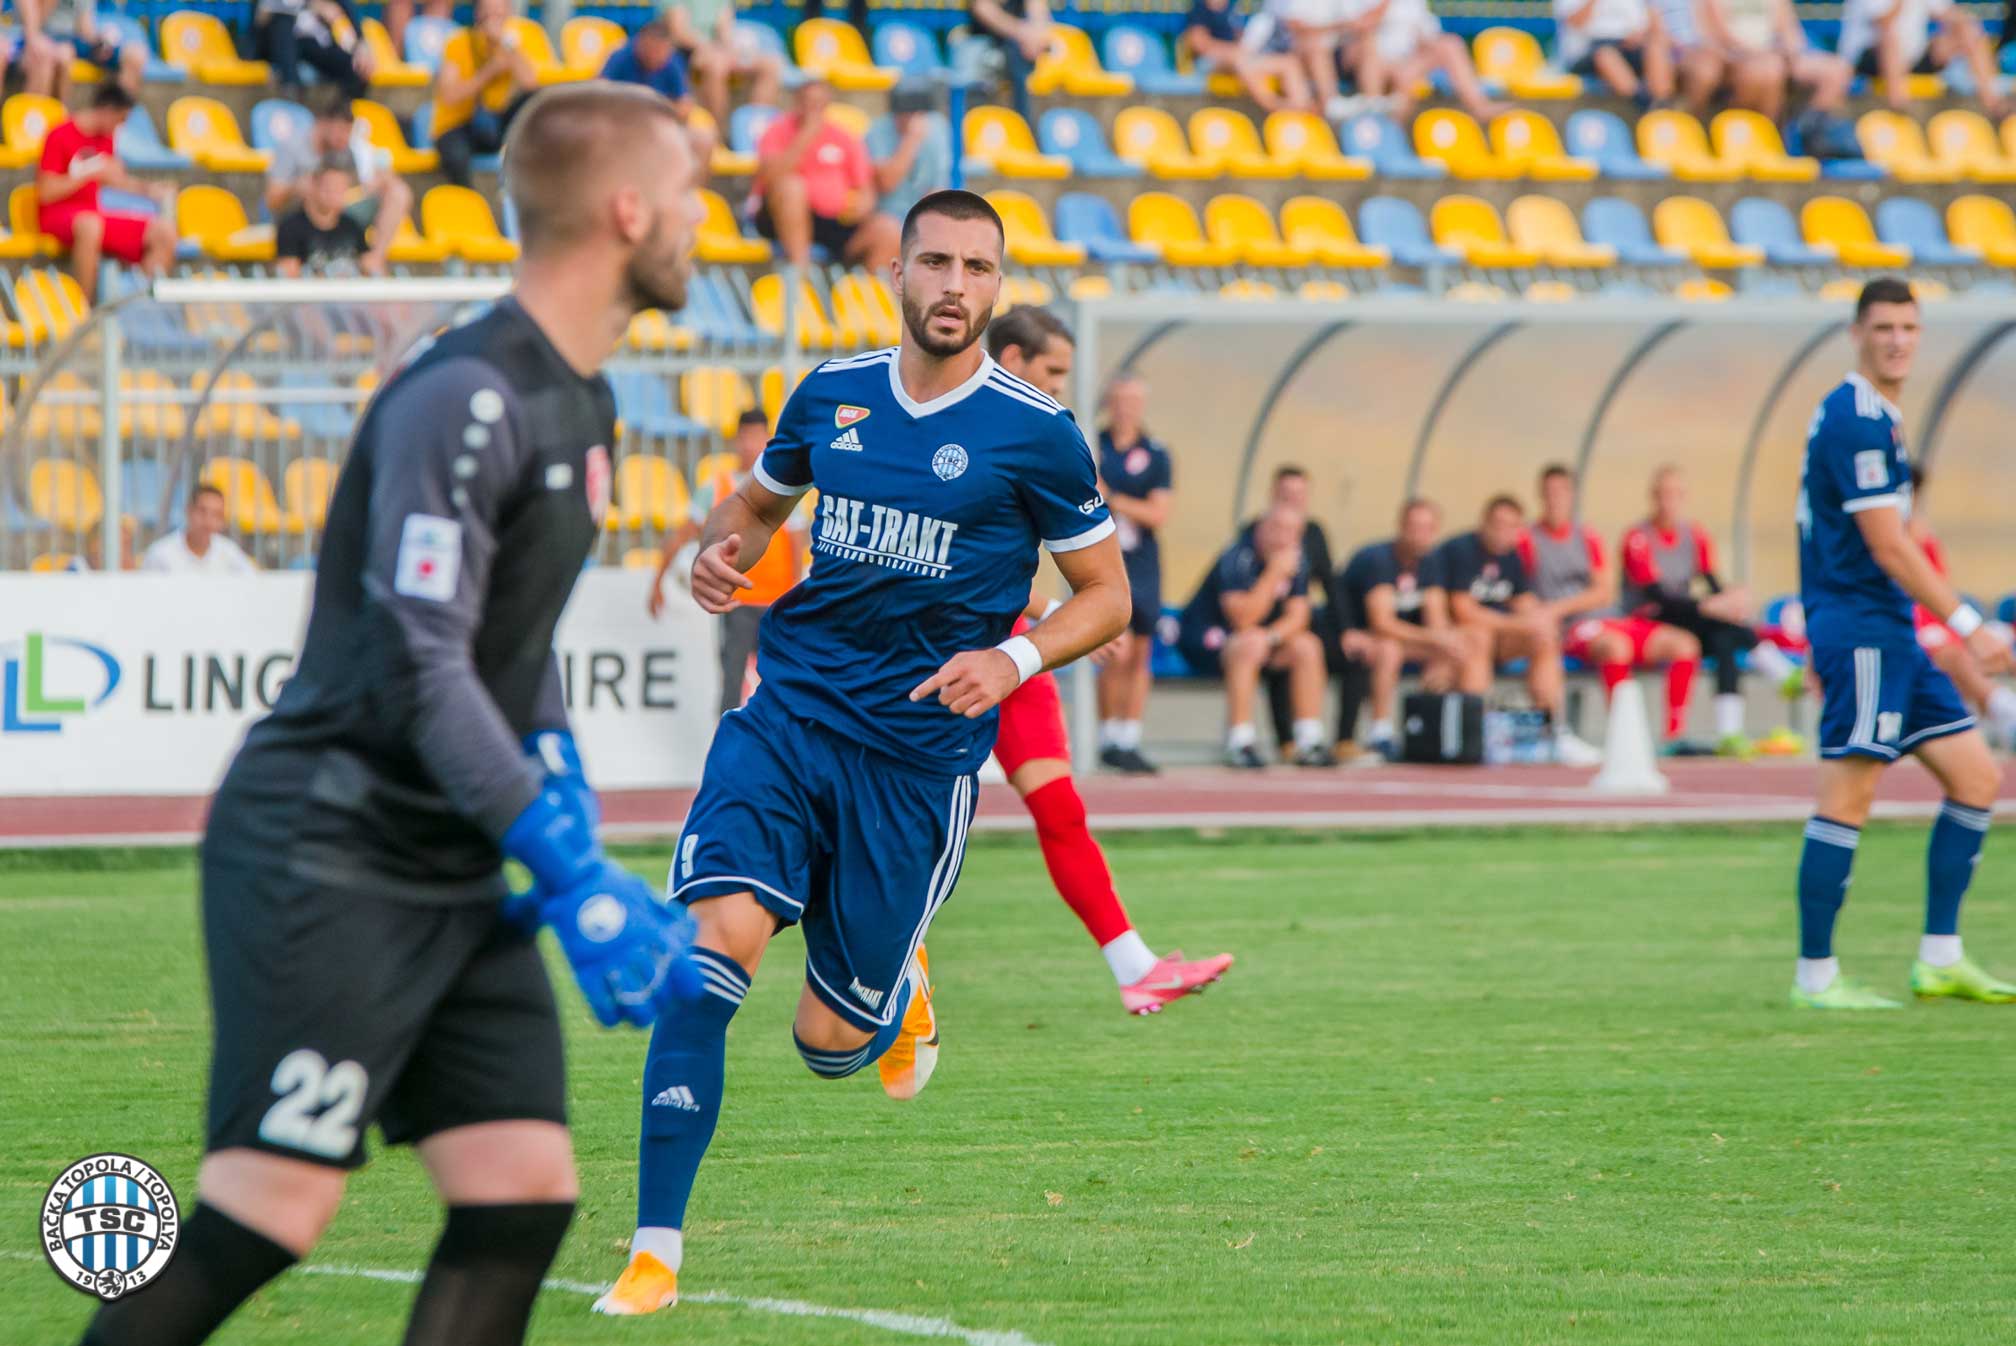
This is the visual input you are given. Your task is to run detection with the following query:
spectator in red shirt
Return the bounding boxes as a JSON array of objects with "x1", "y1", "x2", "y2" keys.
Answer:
[
  {"x1": 36, "y1": 84, "x2": 177, "y2": 303},
  {"x1": 1908, "y1": 468, "x2": 2016, "y2": 747},
  {"x1": 751, "y1": 70, "x2": 899, "y2": 272}
]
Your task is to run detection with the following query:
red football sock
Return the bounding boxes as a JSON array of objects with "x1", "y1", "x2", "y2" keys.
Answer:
[
  {"x1": 1599, "y1": 662, "x2": 1631, "y2": 697},
  {"x1": 1023, "y1": 777, "x2": 1134, "y2": 946},
  {"x1": 1665, "y1": 658, "x2": 1698, "y2": 739}
]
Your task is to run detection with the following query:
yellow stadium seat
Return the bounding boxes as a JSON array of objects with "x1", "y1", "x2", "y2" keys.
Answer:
[
  {"x1": 383, "y1": 213, "x2": 451, "y2": 264},
  {"x1": 1801, "y1": 196, "x2": 1911, "y2": 267},
  {"x1": 611, "y1": 454, "x2": 690, "y2": 531},
  {"x1": 1506, "y1": 195, "x2": 1616, "y2": 268},
  {"x1": 692, "y1": 450, "x2": 739, "y2": 497},
  {"x1": 1524, "y1": 280, "x2": 1578, "y2": 303},
  {"x1": 1204, "y1": 194, "x2": 1312, "y2": 267},
  {"x1": 686, "y1": 107, "x2": 753, "y2": 176},
  {"x1": 1908, "y1": 277, "x2": 1949, "y2": 301},
  {"x1": 995, "y1": 275, "x2": 1054, "y2": 313},
  {"x1": 362, "y1": 18, "x2": 430, "y2": 87},
  {"x1": 1947, "y1": 194, "x2": 2016, "y2": 266},
  {"x1": 963, "y1": 107, "x2": 1070, "y2": 179},
  {"x1": 621, "y1": 547, "x2": 660, "y2": 570},
  {"x1": 1298, "y1": 279, "x2": 1351, "y2": 301},
  {"x1": 821, "y1": 103, "x2": 868, "y2": 142},
  {"x1": 1710, "y1": 110, "x2": 1819, "y2": 181},
  {"x1": 27, "y1": 458, "x2": 103, "y2": 531},
  {"x1": 1188, "y1": 107, "x2": 1294, "y2": 178},
  {"x1": 1111, "y1": 105, "x2": 1218, "y2": 178},
  {"x1": 760, "y1": 367, "x2": 804, "y2": 429},
  {"x1": 682, "y1": 366, "x2": 756, "y2": 438},
  {"x1": 119, "y1": 370, "x2": 187, "y2": 440},
  {"x1": 199, "y1": 375, "x2": 303, "y2": 447},
  {"x1": 28, "y1": 552, "x2": 76, "y2": 572},
  {"x1": 421, "y1": 185, "x2": 520, "y2": 264},
  {"x1": 1925, "y1": 110, "x2": 2016, "y2": 183},
  {"x1": 696, "y1": 187, "x2": 771, "y2": 264},
  {"x1": 987, "y1": 190, "x2": 1088, "y2": 266},
  {"x1": 176, "y1": 185, "x2": 276, "y2": 262},
  {"x1": 201, "y1": 455, "x2": 292, "y2": 534},
  {"x1": 283, "y1": 458, "x2": 338, "y2": 532},
  {"x1": 160, "y1": 11, "x2": 270, "y2": 83},
  {"x1": 1489, "y1": 110, "x2": 1596, "y2": 180},
  {"x1": 830, "y1": 272, "x2": 902, "y2": 347},
  {"x1": 1816, "y1": 277, "x2": 1865, "y2": 302},
  {"x1": 1675, "y1": 277, "x2": 1733, "y2": 301},
  {"x1": 750, "y1": 273, "x2": 856, "y2": 350},
  {"x1": 0, "y1": 94, "x2": 64, "y2": 169},
  {"x1": 1652, "y1": 196, "x2": 1763, "y2": 268},
  {"x1": 1445, "y1": 281, "x2": 1508, "y2": 303},
  {"x1": 1218, "y1": 279, "x2": 1278, "y2": 301},
  {"x1": 793, "y1": 17, "x2": 899, "y2": 91},
  {"x1": 1413, "y1": 109, "x2": 1520, "y2": 180},
  {"x1": 1471, "y1": 27, "x2": 1581, "y2": 99},
  {"x1": 503, "y1": 16, "x2": 572, "y2": 84},
  {"x1": 1028, "y1": 24, "x2": 1133, "y2": 96},
  {"x1": 1260, "y1": 112, "x2": 1371, "y2": 180},
  {"x1": 352, "y1": 99, "x2": 439, "y2": 174},
  {"x1": 7, "y1": 184, "x2": 59, "y2": 260},
  {"x1": 1872, "y1": 71, "x2": 1945, "y2": 103},
  {"x1": 167, "y1": 96, "x2": 271, "y2": 173},
  {"x1": 626, "y1": 307, "x2": 696, "y2": 352},
  {"x1": 1067, "y1": 273, "x2": 1113, "y2": 302},
  {"x1": 1127, "y1": 191, "x2": 1238, "y2": 266},
  {"x1": 1279, "y1": 196, "x2": 1390, "y2": 267},
  {"x1": 561, "y1": 16, "x2": 626, "y2": 79},
  {"x1": 2002, "y1": 114, "x2": 2016, "y2": 160},
  {"x1": 1430, "y1": 195, "x2": 1542, "y2": 268},
  {"x1": 27, "y1": 372, "x2": 105, "y2": 441},
  {"x1": 1855, "y1": 110, "x2": 1960, "y2": 183},
  {"x1": 1637, "y1": 111, "x2": 1742, "y2": 181}
]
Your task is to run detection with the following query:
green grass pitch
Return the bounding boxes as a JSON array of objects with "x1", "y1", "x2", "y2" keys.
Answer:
[{"x1": 4, "y1": 825, "x2": 2015, "y2": 1345}]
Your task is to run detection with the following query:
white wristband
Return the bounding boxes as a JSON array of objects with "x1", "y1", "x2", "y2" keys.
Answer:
[
  {"x1": 995, "y1": 634, "x2": 1044, "y2": 686},
  {"x1": 1948, "y1": 603, "x2": 1984, "y2": 638}
]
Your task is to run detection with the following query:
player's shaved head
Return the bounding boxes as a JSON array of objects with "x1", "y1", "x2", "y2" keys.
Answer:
[
  {"x1": 899, "y1": 188, "x2": 1004, "y2": 260},
  {"x1": 504, "y1": 81, "x2": 694, "y2": 258}
]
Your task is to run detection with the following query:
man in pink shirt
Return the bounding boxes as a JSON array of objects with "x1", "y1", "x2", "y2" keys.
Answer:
[{"x1": 752, "y1": 70, "x2": 899, "y2": 271}]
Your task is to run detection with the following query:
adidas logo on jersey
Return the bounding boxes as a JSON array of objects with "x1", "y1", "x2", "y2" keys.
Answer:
[
  {"x1": 651, "y1": 1085, "x2": 700, "y2": 1112},
  {"x1": 829, "y1": 426, "x2": 865, "y2": 452}
]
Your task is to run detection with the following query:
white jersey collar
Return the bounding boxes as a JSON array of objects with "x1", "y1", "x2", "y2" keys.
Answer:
[
  {"x1": 888, "y1": 349, "x2": 996, "y2": 419},
  {"x1": 1844, "y1": 370, "x2": 1903, "y2": 424}
]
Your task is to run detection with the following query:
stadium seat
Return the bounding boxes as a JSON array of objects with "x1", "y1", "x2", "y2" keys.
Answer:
[
  {"x1": 965, "y1": 107, "x2": 1070, "y2": 178},
  {"x1": 1710, "y1": 110, "x2": 1819, "y2": 182},
  {"x1": 793, "y1": 18, "x2": 898, "y2": 90},
  {"x1": 1638, "y1": 111, "x2": 1742, "y2": 181},
  {"x1": 383, "y1": 213, "x2": 451, "y2": 265},
  {"x1": 1653, "y1": 197, "x2": 1763, "y2": 268},
  {"x1": 27, "y1": 458, "x2": 103, "y2": 532},
  {"x1": 1490, "y1": 111, "x2": 1596, "y2": 180},
  {"x1": 168, "y1": 97, "x2": 271, "y2": 173},
  {"x1": 1027, "y1": 24, "x2": 1133, "y2": 97},
  {"x1": 1856, "y1": 110, "x2": 1961, "y2": 183},
  {"x1": 829, "y1": 272, "x2": 901, "y2": 347},
  {"x1": 1801, "y1": 196, "x2": 1911, "y2": 267},
  {"x1": 1729, "y1": 197, "x2": 1834, "y2": 266},
  {"x1": 1947, "y1": 194, "x2": 2016, "y2": 265},
  {"x1": 987, "y1": 190, "x2": 1088, "y2": 266},
  {"x1": 1563, "y1": 109, "x2": 1668, "y2": 179},
  {"x1": 693, "y1": 188, "x2": 769, "y2": 264},
  {"x1": 750, "y1": 272, "x2": 855, "y2": 350},
  {"x1": 1188, "y1": 107, "x2": 1294, "y2": 178},
  {"x1": 1875, "y1": 198, "x2": 1978, "y2": 266},
  {"x1": 1102, "y1": 25, "x2": 1204, "y2": 95},
  {"x1": 685, "y1": 107, "x2": 750, "y2": 177},
  {"x1": 871, "y1": 21, "x2": 947, "y2": 83},
  {"x1": 995, "y1": 274, "x2": 1055, "y2": 312},
  {"x1": 353, "y1": 99, "x2": 439, "y2": 174},
  {"x1": 421, "y1": 185, "x2": 520, "y2": 263},
  {"x1": 1524, "y1": 280, "x2": 1580, "y2": 302},
  {"x1": 1280, "y1": 196, "x2": 1390, "y2": 267},
  {"x1": 1054, "y1": 192, "x2": 1160, "y2": 264},
  {"x1": 562, "y1": 16, "x2": 627, "y2": 78},
  {"x1": 359, "y1": 17, "x2": 429, "y2": 87},
  {"x1": 404, "y1": 15, "x2": 456, "y2": 72},
  {"x1": 1430, "y1": 196, "x2": 1542, "y2": 268},
  {"x1": 613, "y1": 453, "x2": 691, "y2": 530},
  {"x1": 1342, "y1": 114, "x2": 1446, "y2": 179},
  {"x1": 1471, "y1": 27, "x2": 1581, "y2": 99},
  {"x1": 96, "y1": 12, "x2": 184, "y2": 85},
  {"x1": 682, "y1": 366, "x2": 757, "y2": 438},
  {"x1": 1445, "y1": 280, "x2": 1508, "y2": 302},
  {"x1": 116, "y1": 104, "x2": 193, "y2": 172},
  {"x1": 1675, "y1": 277, "x2": 1733, "y2": 301},
  {"x1": 1924, "y1": 110, "x2": 2016, "y2": 182},
  {"x1": 1297, "y1": 279, "x2": 1351, "y2": 301},
  {"x1": 1218, "y1": 278, "x2": 1278, "y2": 301},
  {"x1": 501, "y1": 16, "x2": 571, "y2": 84},
  {"x1": 160, "y1": 11, "x2": 270, "y2": 83},
  {"x1": 1506, "y1": 196, "x2": 1616, "y2": 268},
  {"x1": 1128, "y1": 192, "x2": 1238, "y2": 266},
  {"x1": 609, "y1": 369, "x2": 702, "y2": 442},
  {"x1": 1111, "y1": 106, "x2": 1218, "y2": 178},
  {"x1": 117, "y1": 371, "x2": 188, "y2": 442},
  {"x1": 1261, "y1": 112, "x2": 1371, "y2": 180},
  {"x1": 283, "y1": 458, "x2": 338, "y2": 532},
  {"x1": 0, "y1": 186, "x2": 45, "y2": 260},
  {"x1": 26, "y1": 372, "x2": 106, "y2": 440},
  {"x1": 1037, "y1": 108, "x2": 1142, "y2": 178},
  {"x1": 248, "y1": 98, "x2": 312, "y2": 157},
  {"x1": 1414, "y1": 109, "x2": 1520, "y2": 179},
  {"x1": 0, "y1": 94, "x2": 64, "y2": 168},
  {"x1": 201, "y1": 453, "x2": 292, "y2": 533},
  {"x1": 625, "y1": 307, "x2": 695, "y2": 353},
  {"x1": 1359, "y1": 196, "x2": 1462, "y2": 269},
  {"x1": 175, "y1": 186, "x2": 276, "y2": 262},
  {"x1": 1204, "y1": 194, "x2": 1312, "y2": 267},
  {"x1": 1582, "y1": 197, "x2": 1686, "y2": 267}
]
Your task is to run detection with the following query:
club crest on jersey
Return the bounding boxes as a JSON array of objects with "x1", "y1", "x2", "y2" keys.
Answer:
[
  {"x1": 932, "y1": 444, "x2": 969, "y2": 481},
  {"x1": 835, "y1": 404, "x2": 871, "y2": 429},
  {"x1": 585, "y1": 445, "x2": 611, "y2": 525}
]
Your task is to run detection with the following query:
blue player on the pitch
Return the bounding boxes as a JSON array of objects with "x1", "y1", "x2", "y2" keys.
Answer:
[
  {"x1": 1790, "y1": 277, "x2": 2015, "y2": 1010},
  {"x1": 594, "y1": 189, "x2": 1131, "y2": 1314}
]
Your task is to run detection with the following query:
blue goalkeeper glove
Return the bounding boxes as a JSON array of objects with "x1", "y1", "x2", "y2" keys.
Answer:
[{"x1": 500, "y1": 731, "x2": 597, "y2": 937}]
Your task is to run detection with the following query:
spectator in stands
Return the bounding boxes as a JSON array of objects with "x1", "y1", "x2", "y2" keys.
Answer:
[
  {"x1": 1553, "y1": 0, "x2": 1678, "y2": 105},
  {"x1": 664, "y1": 0, "x2": 781, "y2": 128},
  {"x1": 276, "y1": 155, "x2": 382, "y2": 276},
  {"x1": 253, "y1": 0, "x2": 375, "y2": 100},
  {"x1": 1177, "y1": 504, "x2": 1336, "y2": 769},
  {"x1": 36, "y1": 85, "x2": 177, "y2": 304},
  {"x1": 68, "y1": 516, "x2": 139, "y2": 572},
  {"x1": 1837, "y1": 0, "x2": 2007, "y2": 118},
  {"x1": 752, "y1": 70, "x2": 899, "y2": 273},
  {"x1": 1093, "y1": 373, "x2": 1171, "y2": 775},
  {"x1": 1181, "y1": 0, "x2": 1315, "y2": 112},
  {"x1": 1695, "y1": 0, "x2": 1852, "y2": 120},
  {"x1": 1336, "y1": 497, "x2": 1468, "y2": 760},
  {"x1": 1906, "y1": 467, "x2": 2016, "y2": 747},
  {"x1": 19, "y1": 0, "x2": 145, "y2": 99},
  {"x1": 866, "y1": 85, "x2": 953, "y2": 225},
  {"x1": 142, "y1": 485, "x2": 257, "y2": 575},
  {"x1": 382, "y1": 0, "x2": 452, "y2": 58},
  {"x1": 264, "y1": 88, "x2": 414, "y2": 263},
  {"x1": 1351, "y1": 0, "x2": 1509, "y2": 122},
  {"x1": 1255, "y1": 466, "x2": 1349, "y2": 758},
  {"x1": 969, "y1": 0, "x2": 1053, "y2": 124},
  {"x1": 1649, "y1": 0, "x2": 1741, "y2": 113},
  {"x1": 1269, "y1": 0, "x2": 1361, "y2": 121},
  {"x1": 429, "y1": 0, "x2": 541, "y2": 188},
  {"x1": 1520, "y1": 463, "x2": 1704, "y2": 752},
  {"x1": 1620, "y1": 464, "x2": 1803, "y2": 755},
  {"x1": 1435, "y1": 494, "x2": 1604, "y2": 765},
  {"x1": 600, "y1": 16, "x2": 717, "y2": 170}
]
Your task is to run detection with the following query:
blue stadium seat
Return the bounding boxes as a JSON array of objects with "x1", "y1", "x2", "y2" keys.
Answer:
[
  {"x1": 1996, "y1": 594, "x2": 2016, "y2": 624},
  {"x1": 1054, "y1": 192, "x2": 1160, "y2": 263},
  {"x1": 1875, "y1": 197, "x2": 1979, "y2": 266},
  {"x1": 404, "y1": 15, "x2": 457, "y2": 73},
  {"x1": 1341, "y1": 114, "x2": 1446, "y2": 179},
  {"x1": 610, "y1": 369, "x2": 707, "y2": 438},
  {"x1": 1731, "y1": 197, "x2": 1833, "y2": 266},
  {"x1": 730, "y1": 103, "x2": 782, "y2": 155},
  {"x1": 1101, "y1": 25, "x2": 1205, "y2": 95},
  {"x1": 734, "y1": 21, "x2": 796, "y2": 76},
  {"x1": 279, "y1": 372, "x2": 357, "y2": 441},
  {"x1": 871, "y1": 21, "x2": 948, "y2": 83},
  {"x1": 1358, "y1": 196, "x2": 1461, "y2": 269},
  {"x1": 1038, "y1": 108, "x2": 1143, "y2": 178},
  {"x1": 1564, "y1": 109, "x2": 1668, "y2": 179},
  {"x1": 249, "y1": 98, "x2": 312, "y2": 155},
  {"x1": 116, "y1": 104, "x2": 193, "y2": 171},
  {"x1": 99, "y1": 12, "x2": 188, "y2": 83},
  {"x1": 1582, "y1": 197, "x2": 1687, "y2": 266}
]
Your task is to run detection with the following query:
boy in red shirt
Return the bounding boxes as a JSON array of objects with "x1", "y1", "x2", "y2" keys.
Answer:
[{"x1": 36, "y1": 84, "x2": 177, "y2": 302}]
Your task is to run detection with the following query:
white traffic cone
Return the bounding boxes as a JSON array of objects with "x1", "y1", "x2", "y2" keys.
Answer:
[{"x1": 1589, "y1": 678, "x2": 1669, "y2": 795}]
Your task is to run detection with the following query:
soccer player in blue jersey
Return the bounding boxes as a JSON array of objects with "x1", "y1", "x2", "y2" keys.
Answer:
[
  {"x1": 593, "y1": 189, "x2": 1131, "y2": 1314},
  {"x1": 1791, "y1": 277, "x2": 2014, "y2": 1010}
]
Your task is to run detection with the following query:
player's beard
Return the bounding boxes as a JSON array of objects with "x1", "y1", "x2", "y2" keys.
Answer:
[
  {"x1": 901, "y1": 289, "x2": 983, "y2": 359},
  {"x1": 623, "y1": 212, "x2": 691, "y2": 316}
]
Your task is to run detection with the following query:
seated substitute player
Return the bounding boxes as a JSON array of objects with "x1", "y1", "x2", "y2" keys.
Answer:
[
  {"x1": 597, "y1": 190, "x2": 1131, "y2": 1316},
  {"x1": 1791, "y1": 278, "x2": 2015, "y2": 1009},
  {"x1": 76, "y1": 83, "x2": 705, "y2": 1346},
  {"x1": 988, "y1": 305, "x2": 1234, "y2": 1014},
  {"x1": 1907, "y1": 467, "x2": 2016, "y2": 749},
  {"x1": 1335, "y1": 496, "x2": 1468, "y2": 760},
  {"x1": 1520, "y1": 462, "x2": 1704, "y2": 752},
  {"x1": 1436, "y1": 494, "x2": 1605, "y2": 765}
]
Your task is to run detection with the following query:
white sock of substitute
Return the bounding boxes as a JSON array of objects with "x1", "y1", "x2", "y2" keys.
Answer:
[
  {"x1": 1293, "y1": 718, "x2": 1325, "y2": 750},
  {"x1": 632, "y1": 1226, "x2": 683, "y2": 1272},
  {"x1": 1796, "y1": 956, "x2": 1839, "y2": 994},
  {"x1": 1919, "y1": 934, "x2": 1963, "y2": 967},
  {"x1": 1227, "y1": 722, "x2": 1257, "y2": 751},
  {"x1": 1987, "y1": 686, "x2": 2016, "y2": 738},
  {"x1": 1715, "y1": 693, "x2": 1745, "y2": 738},
  {"x1": 1101, "y1": 929, "x2": 1159, "y2": 985},
  {"x1": 1369, "y1": 717, "x2": 1396, "y2": 743},
  {"x1": 1750, "y1": 641, "x2": 1795, "y2": 683},
  {"x1": 1100, "y1": 719, "x2": 1123, "y2": 748},
  {"x1": 1119, "y1": 719, "x2": 1143, "y2": 749}
]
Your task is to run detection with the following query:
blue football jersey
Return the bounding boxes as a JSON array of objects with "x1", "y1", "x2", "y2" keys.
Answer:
[
  {"x1": 1797, "y1": 372, "x2": 1914, "y2": 649},
  {"x1": 1097, "y1": 429, "x2": 1172, "y2": 561},
  {"x1": 751, "y1": 347, "x2": 1114, "y2": 770}
]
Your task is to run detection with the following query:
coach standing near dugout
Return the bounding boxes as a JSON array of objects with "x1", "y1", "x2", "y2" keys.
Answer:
[
  {"x1": 1095, "y1": 372, "x2": 1172, "y2": 774},
  {"x1": 77, "y1": 83, "x2": 704, "y2": 1346}
]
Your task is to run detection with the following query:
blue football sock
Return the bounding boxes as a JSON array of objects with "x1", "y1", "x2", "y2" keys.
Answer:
[
  {"x1": 636, "y1": 947, "x2": 748, "y2": 1231},
  {"x1": 793, "y1": 970, "x2": 913, "y2": 1078},
  {"x1": 1926, "y1": 800, "x2": 1991, "y2": 937},
  {"x1": 1799, "y1": 817, "x2": 1860, "y2": 959}
]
